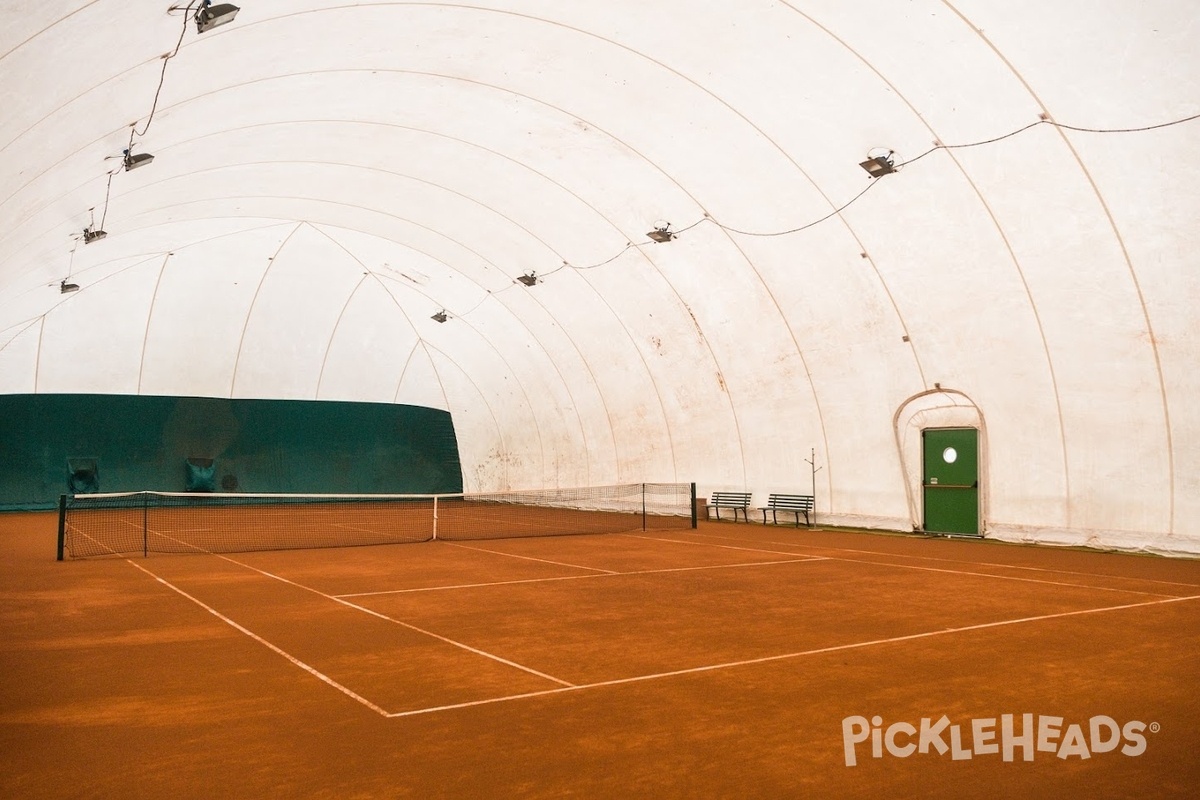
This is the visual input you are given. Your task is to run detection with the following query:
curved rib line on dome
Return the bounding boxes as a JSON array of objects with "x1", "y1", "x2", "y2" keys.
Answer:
[
  {"x1": 0, "y1": 318, "x2": 41, "y2": 356},
  {"x1": 0, "y1": 1, "x2": 143, "y2": 153},
  {"x1": 30, "y1": 251, "x2": 164, "y2": 391},
  {"x1": 111, "y1": 193, "x2": 510, "y2": 295},
  {"x1": 228, "y1": 222, "x2": 302, "y2": 397},
  {"x1": 97, "y1": 156, "x2": 569, "y2": 291},
  {"x1": 940, "y1": 0, "x2": 1176, "y2": 533},
  {"x1": 437, "y1": 313, "x2": 550, "y2": 481},
  {"x1": 779, "y1": 0, "x2": 1072, "y2": 525},
  {"x1": 136, "y1": 253, "x2": 173, "y2": 394},
  {"x1": 310, "y1": 222, "x2": 570, "y2": 485},
  {"x1": 370, "y1": 279, "x2": 451, "y2": 413},
  {"x1": 421, "y1": 340, "x2": 514, "y2": 489},
  {"x1": 313, "y1": 272, "x2": 371, "y2": 401},
  {"x1": 31, "y1": 317, "x2": 46, "y2": 392}
]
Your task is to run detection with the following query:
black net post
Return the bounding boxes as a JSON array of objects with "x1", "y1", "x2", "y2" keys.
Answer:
[
  {"x1": 690, "y1": 483, "x2": 698, "y2": 529},
  {"x1": 641, "y1": 484, "x2": 647, "y2": 531},
  {"x1": 56, "y1": 494, "x2": 67, "y2": 561}
]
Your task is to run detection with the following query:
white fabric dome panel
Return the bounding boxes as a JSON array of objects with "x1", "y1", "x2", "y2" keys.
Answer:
[{"x1": 2, "y1": 1, "x2": 1197, "y2": 554}]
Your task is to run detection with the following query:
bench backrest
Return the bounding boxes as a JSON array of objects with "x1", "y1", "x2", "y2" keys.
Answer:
[
  {"x1": 710, "y1": 491, "x2": 752, "y2": 506},
  {"x1": 767, "y1": 493, "x2": 814, "y2": 509}
]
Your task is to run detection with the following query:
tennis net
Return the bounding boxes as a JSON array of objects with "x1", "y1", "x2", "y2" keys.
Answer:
[{"x1": 57, "y1": 482, "x2": 697, "y2": 559}]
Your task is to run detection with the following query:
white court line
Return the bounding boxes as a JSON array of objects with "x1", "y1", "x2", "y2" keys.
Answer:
[
  {"x1": 335, "y1": 557, "x2": 825, "y2": 598},
  {"x1": 824, "y1": 555, "x2": 1178, "y2": 598},
  {"x1": 443, "y1": 542, "x2": 618, "y2": 574},
  {"x1": 385, "y1": 592, "x2": 1200, "y2": 718},
  {"x1": 691, "y1": 529, "x2": 1200, "y2": 589},
  {"x1": 123, "y1": 558, "x2": 390, "y2": 717},
  {"x1": 211, "y1": 554, "x2": 574, "y2": 688},
  {"x1": 635, "y1": 533, "x2": 1179, "y2": 598},
  {"x1": 623, "y1": 533, "x2": 820, "y2": 559}
]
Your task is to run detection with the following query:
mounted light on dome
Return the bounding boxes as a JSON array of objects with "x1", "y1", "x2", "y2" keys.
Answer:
[
  {"x1": 59, "y1": 279, "x2": 80, "y2": 294},
  {"x1": 517, "y1": 272, "x2": 538, "y2": 287},
  {"x1": 431, "y1": 310, "x2": 448, "y2": 323},
  {"x1": 82, "y1": 226, "x2": 106, "y2": 243},
  {"x1": 647, "y1": 222, "x2": 675, "y2": 243},
  {"x1": 195, "y1": 1, "x2": 240, "y2": 33},
  {"x1": 123, "y1": 148, "x2": 154, "y2": 171},
  {"x1": 859, "y1": 151, "x2": 896, "y2": 178}
]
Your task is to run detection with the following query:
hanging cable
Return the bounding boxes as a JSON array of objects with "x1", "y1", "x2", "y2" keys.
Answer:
[
  {"x1": 128, "y1": 1, "x2": 199, "y2": 150},
  {"x1": 895, "y1": 111, "x2": 1200, "y2": 169},
  {"x1": 717, "y1": 179, "x2": 882, "y2": 237},
  {"x1": 544, "y1": 108, "x2": 1200, "y2": 280},
  {"x1": 1054, "y1": 112, "x2": 1200, "y2": 133},
  {"x1": 97, "y1": 168, "x2": 119, "y2": 231}
]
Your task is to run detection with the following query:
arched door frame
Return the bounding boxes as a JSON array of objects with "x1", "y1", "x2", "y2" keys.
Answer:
[{"x1": 893, "y1": 388, "x2": 988, "y2": 535}]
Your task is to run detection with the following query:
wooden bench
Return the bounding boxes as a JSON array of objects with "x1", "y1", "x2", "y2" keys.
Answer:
[
  {"x1": 708, "y1": 491, "x2": 752, "y2": 522},
  {"x1": 760, "y1": 493, "x2": 815, "y2": 527}
]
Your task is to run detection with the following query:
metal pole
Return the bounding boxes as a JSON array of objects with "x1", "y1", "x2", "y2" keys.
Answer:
[
  {"x1": 690, "y1": 482, "x2": 698, "y2": 529},
  {"x1": 642, "y1": 484, "x2": 647, "y2": 531},
  {"x1": 57, "y1": 494, "x2": 67, "y2": 561},
  {"x1": 432, "y1": 496, "x2": 438, "y2": 541},
  {"x1": 143, "y1": 492, "x2": 148, "y2": 558},
  {"x1": 805, "y1": 448, "x2": 823, "y2": 529}
]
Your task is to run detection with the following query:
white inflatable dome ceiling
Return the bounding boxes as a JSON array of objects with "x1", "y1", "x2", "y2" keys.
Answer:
[{"x1": 1, "y1": 1, "x2": 1197, "y2": 555}]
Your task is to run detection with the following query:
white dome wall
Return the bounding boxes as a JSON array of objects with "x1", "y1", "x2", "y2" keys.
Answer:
[{"x1": 1, "y1": 1, "x2": 1197, "y2": 554}]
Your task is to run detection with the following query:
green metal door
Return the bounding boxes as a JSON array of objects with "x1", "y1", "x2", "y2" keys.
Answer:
[{"x1": 922, "y1": 428, "x2": 979, "y2": 535}]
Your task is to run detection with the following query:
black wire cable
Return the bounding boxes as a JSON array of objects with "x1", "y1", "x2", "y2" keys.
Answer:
[
  {"x1": 536, "y1": 108, "x2": 1200, "y2": 282},
  {"x1": 718, "y1": 178, "x2": 882, "y2": 237},
  {"x1": 540, "y1": 241, "x2": 642, "y2": 277},
  {"x1": 895, "y1": 112, "x2": 1200, "y2": 169},
  {"x1": 1055, "y1": 112, "x2": 1200, "y2": 133},
  {"x1": 97, "y1": 169, "x2": 118, "y2": 230},
  {"x1": 128, "y1": 1, "x2": 199, "y2": 150}
]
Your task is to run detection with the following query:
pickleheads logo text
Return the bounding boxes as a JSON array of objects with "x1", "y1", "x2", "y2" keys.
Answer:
[{"x1": 842, "y1": 714, "x2": 1157, "y2": 767}]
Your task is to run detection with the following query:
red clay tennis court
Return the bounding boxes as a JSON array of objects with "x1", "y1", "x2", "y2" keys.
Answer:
[{"x1": 3, "y1": 509, "x2": 1200, "y2": 798}]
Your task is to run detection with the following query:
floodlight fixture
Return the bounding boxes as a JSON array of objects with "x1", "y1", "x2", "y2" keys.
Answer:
[
  {"x1": 123, "y1": 149, "x2": 154, "y2": 171},
  {"x1": 517, "y1": 272, "x2": 538, "y2": 286},
  {"x1": 195, "y1": 1, "x2": 240, "y2": 33},
  {"x1": 82, "y1": 227, "x2": 107, "y2": 243},
  {"x1": 60, "y1": 280, "x2": 80, "y2": 294},
  {"x1": 647, "y1": 223, "x2": 675, "y2": 243},
  {"x1": 431, "y1": 310, "x2": 448, "y2": 323},
  {"x1": 859, "y1": 153, "x2": 896, "y2": 178}
]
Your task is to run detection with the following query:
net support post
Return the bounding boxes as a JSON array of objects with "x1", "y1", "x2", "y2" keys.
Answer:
[
  {"x1": 432, "y1": 496, "x2": 439, "y2": 541},
  {"x1": 56, "y1": 494, "x2": 67, "y2": 561},
  {"x1": 642, "y1": 484, "x2": 647, "y2": 531},
  {"x1": 690, "y1": 483, "x2": 698, "y2": 529},
  {"x1": 143, "y1": 492, "x2": 149, "y2": 558}
]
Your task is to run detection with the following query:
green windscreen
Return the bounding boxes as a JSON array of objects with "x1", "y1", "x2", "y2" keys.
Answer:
[{"x1": 0, "y1": 394, "x2": 463, "y2": 511}]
